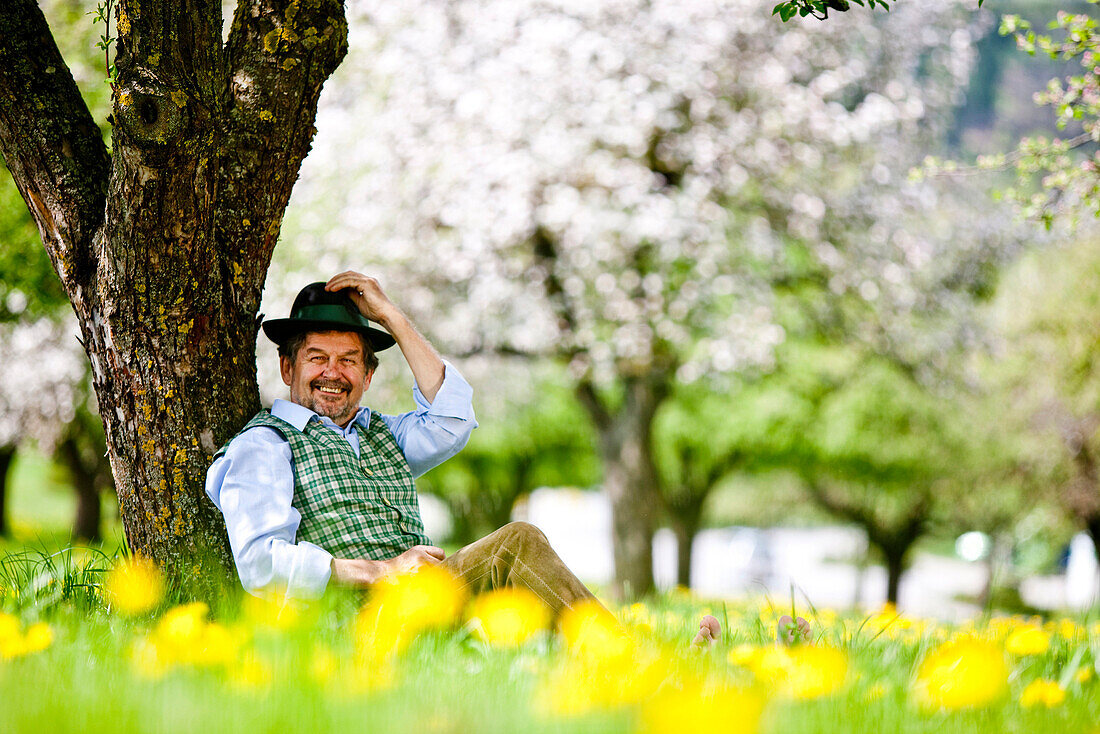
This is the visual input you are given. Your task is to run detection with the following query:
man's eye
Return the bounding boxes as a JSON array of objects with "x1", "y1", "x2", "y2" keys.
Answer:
[
  {"x1": 342, "y1": 358, "x2": 357, "y2": 365},
  {"x1": 310, "y1": 356, "x2": 325, "y2": 363}
]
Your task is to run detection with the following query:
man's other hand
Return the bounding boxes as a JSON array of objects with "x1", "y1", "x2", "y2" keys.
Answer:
[
  {"x1": 330, "y1": 545, "x2": 446, "y2": 587},
  {"x1": 385, "y1": 545, "x2": 446, "y2": 577}
]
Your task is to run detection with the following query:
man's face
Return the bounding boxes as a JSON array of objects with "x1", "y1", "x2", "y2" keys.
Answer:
[{"x1": 280, "y1": 331, "x2": 373, "y2": 427}]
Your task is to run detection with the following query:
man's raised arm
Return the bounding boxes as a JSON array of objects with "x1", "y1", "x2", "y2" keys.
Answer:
[{"x1": 325, "y1": 271, "x2": 445, "y2": 401}]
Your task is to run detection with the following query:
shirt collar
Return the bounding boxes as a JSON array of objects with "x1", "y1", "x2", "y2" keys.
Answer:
[{"x1": 271, "y1": 399, "x2": 372, "y2": 433}]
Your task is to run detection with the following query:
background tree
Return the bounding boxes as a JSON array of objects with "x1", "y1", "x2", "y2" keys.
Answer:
[
  {"x1": 280, "y1": 0, "x2": 983, "y2": 597},
  {"x1": 0, "y1": 319, "x2": 89, "y2": 538},
  {"x1": 653, "y1": 393, "x2": 749, "y2": 588},
  {"x1": 694, "y1": 340, "x2": 988, "y2": 606},
  {"x1": 0, "y1": 0, "x2": 354, "y2": 580},
  {"x1": 992, "y1": 234, "x2": 1100, "y2": 568}
]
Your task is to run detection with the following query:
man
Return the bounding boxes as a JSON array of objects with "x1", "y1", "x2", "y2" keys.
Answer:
[{"x1": 206, "y1": 272, "x2": 613, "y2": 623}]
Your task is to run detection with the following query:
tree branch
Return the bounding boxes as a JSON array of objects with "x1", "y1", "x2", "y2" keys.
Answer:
[
  {"x1": 575, "y1": 379, "x2": 613, "y2": 432},
  {"x1": 532, "y1": 223, "x2": 584, "y2": 343},
  {"x1": 0, "y1": 0, "x2": 110, "y2": 290},
  {"x1": 218, "y1": 0, "x2": 349, "y2": 298}
]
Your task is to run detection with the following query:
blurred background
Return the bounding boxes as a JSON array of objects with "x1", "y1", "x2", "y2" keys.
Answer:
[{"x1": 2, "y1": 0, "x2": 1098, "y2": 619}]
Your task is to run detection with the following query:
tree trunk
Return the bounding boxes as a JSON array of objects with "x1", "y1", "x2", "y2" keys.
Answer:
[
  {"x1": 672, "y1": 514, "x2": 700, "y2": 588},
  {"x1": 1087, "y1": 515, "x2": 1100, "y2": 594},
  {"x1": 0, "y1": 445, "x2": 14, "y2": 538},
  {"x1": 884, "y1": 548, "x2": 905, "y2": 606},
  {"x1": 577, "y1": 376, "x2": 668, "y2": 599},
  {"x1": 59, "y1": 435, "x2": 102, "y2": 543},
  {"x1": 803, "y1": 480, "x2": 928, "y2": 607},
  {"x1": 0, "y1": 0, "x2": 349, "y2": 588}
]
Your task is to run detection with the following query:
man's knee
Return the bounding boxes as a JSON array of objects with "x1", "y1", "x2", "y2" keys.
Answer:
[{"x1": 500, "y1": 521, "x2": 549, "y2": 547}]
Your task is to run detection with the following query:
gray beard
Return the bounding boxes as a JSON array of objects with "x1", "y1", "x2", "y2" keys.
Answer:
[
  {"x1": 291, "y1": 387, "x2": 358, "y2": 426},
  {"x1": 307, "y1": 398, "x2": 355, "y2": 424}
]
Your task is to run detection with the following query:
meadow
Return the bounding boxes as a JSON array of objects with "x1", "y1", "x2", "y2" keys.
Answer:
[{"x1": 1, "y1": 550, "x2": 1097, "y2": 734}]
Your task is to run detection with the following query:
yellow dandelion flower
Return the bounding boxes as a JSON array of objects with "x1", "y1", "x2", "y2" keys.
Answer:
[
  {"x1": 784, "y1": 646, "x2": 849, "y2": 699},
  {"x1": 371, "y1": 564, "x2": 466, "y2": 631},
  {"x1": 639, "y1": 684, "x2": 764, "y2": 734},
  {"x1": 354, "y1": 565, "x2": 465, "y2": 659},
  {"x1": 467, "y1": 588, "x2": 550, "y2": 647},
  {"x1": 0, "y1": 616, "x2": 53, "y2": 660},
  {"x1": 1020, "y1": 679, "x2": 1066, "y2": 708},
  {"x1": 913, "y1": 637, "x2": 1008, "y2": 711},
  {"x1": 228, "y1": 654, "x2": 273, "y2": 691},
  {"x1": 1056, "y1": 619, "x2": 1084, "y2": 641},
  {"x1": 0, "y1": 632, "x2": 27, "y2": 659},
  {"x1": 242, "y1": 594, "x2": 302, "y2": 631},
  {"x1": 534, "y1": 649, "x2": 668, "y2": 716},
  {"x1": 140, "y1": 601, "x2": 243, "y2": 671},
  {"x1": 22, "y1": 623, "x2": 53, "y2": 653},
  {"x1": 744, "y1": 645, "x2": 848, "y2": 700},
  {"x1": 727, "y1": 643, "x2": 760, "y2": 667},
  {"x1": 190, "y1": 621, "x2": 242, "y2": 667},
  {"x1": 0, "y1": 612, "x2": 20, "y2": 643},
  {"x1": 1075, "y1": 667, "x2": 1093, "y2": 684},
  {"x1": 1004, "y1": 625, "x2": 1050, "y2": 656},
  {"x1": 104, "y1": 556, "x2": 164, "y2": 615},
  {"x1": 863, "y1": 605, "x2": 910, "y2": 639},
  {"x1": 986, "y1": 617, "x2": 1016, "y2": 641},
  {"x1": 156, "y1": 602, "x2": 209, "y2": 651},
  {"x1": 558, "y1": 600, "x2": 631, "y2": 661}
]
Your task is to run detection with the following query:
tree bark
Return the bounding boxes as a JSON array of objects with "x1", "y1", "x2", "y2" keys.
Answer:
[
  {"x1": 0, "y1": 0, "x2": 349, "y2": 588},
  {"x1": 671, "y1": 513, "x2": 700, "y2": 588},
  {"x1": 0, "y1": 446, "x2": 15, "y2": 538},
  {"x1": 577, "y1": 376, "x2": 667, "y2": 599}
]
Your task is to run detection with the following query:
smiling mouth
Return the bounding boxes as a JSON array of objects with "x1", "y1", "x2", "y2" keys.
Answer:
[{"x1": 313, "y1": 383, "x2": 349, "y2": 396}]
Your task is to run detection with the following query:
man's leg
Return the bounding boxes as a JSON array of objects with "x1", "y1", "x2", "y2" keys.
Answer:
[
  {"x1": 441, "y1": 521, "x2": 608, "y2": 619},
  {"x1": 441, "y1": 521, "x2": 721, "y2": 647}
]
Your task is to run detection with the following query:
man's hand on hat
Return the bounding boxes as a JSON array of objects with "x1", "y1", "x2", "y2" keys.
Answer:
[{"x1": 325, "y1": 271, "x2": 398, "y2": 328}]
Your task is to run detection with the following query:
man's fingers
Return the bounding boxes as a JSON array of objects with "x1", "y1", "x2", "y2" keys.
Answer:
[
  {"x1": 326, "y1": 271, "x2": 382, "y2": 295},
  {"x1": 324, "y1": 271, "x2": 363, "y2": 291},
  {"x1": 418, "y1": 545, "x2": 446, "y2": 561}
]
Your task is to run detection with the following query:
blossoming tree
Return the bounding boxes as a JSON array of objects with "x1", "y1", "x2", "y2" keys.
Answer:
[{"x1": 281, "y1": 0, "x2": 991, "y2": 594}]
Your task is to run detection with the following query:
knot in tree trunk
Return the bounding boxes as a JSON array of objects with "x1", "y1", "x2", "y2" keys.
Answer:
[{"x1": 114, "y1": 83, "x2": 188, "y2": 152}]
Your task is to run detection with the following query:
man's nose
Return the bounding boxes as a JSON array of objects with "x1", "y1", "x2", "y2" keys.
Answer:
[{"x1": 321, "y1": 359, "x2": 340, "y2": 376}]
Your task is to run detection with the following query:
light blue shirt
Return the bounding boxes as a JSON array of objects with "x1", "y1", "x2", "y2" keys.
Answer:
[{"x1": 205, "y1": 361, "x2": 476, "y2": 599}]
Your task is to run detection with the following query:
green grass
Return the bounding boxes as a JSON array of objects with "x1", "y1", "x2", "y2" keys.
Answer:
[
  {"x1": 1, "y1": 554, "x2": 1098, "y2": 734},
  {"x1": 1, "y1": 451, "x2": 1097, "y2": 732}
]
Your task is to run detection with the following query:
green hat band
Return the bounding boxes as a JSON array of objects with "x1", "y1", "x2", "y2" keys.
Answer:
[{"x1": 293, "y1": 304, "x2": 365, "y2": 325}]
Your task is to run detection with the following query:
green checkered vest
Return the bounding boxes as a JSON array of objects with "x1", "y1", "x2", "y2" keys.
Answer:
[{"x1": 220, "y1": 409, "x2": 432, "y2": 560}]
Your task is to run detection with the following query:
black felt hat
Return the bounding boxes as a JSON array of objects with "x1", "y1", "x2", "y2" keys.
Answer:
[{"x1": 262, "y1": 282, "x2": 397, "y2": 352}]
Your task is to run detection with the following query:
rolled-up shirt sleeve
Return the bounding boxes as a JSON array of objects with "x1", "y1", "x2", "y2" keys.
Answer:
[
  {"x1": 381, "y1": 360, "x2": 478, "y2": 478},
  {"x1": 205, "y1": 427, "x2": 333, "y2": 599}
]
